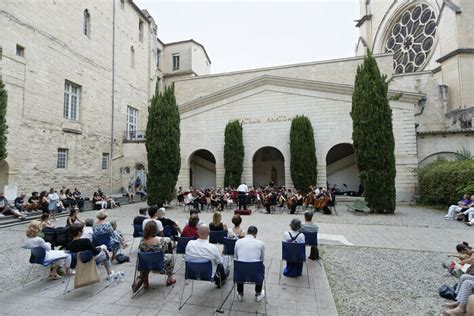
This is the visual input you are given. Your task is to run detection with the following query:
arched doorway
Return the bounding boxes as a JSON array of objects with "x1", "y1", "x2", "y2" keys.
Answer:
[
  {"x1": 326, "y1": 143, "x2": 360, "y2": 195},
  {"x1": 135, "y1": 163, "x2": 146, "y2": 189},
  {"x1": 189, "y1": 149, "x2": 216, "y2": 188},
  {"x1": 252, "y1": 147, "x2": 285, "y2": 187},
  {"x1": 0, "y1": 161, "x2": 8, "y2": 192}
]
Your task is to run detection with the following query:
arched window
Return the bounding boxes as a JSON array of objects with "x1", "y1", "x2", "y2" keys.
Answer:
[
  {"x1": 130, "y1": 46, "x2": 135, "y2": 68},
  {"x1": 83, "y1": 9, "x2": 91, "y2": 36}
]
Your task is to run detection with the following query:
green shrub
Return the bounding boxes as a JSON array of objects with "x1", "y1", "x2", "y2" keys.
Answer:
[
  {"x1": 419, "y1": 159, "x2": 474, "y2": 206},
  {"x1": 224, "y1": 120, "x2": 244, "y2": 188},
  {"x1": 290, "y1": 115, "x2": 317, "y2": 191}
]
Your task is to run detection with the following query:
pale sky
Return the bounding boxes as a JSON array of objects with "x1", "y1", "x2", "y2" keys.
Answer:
[{"x1": 134, "y1": 0, "x2": 361, "y2": 74}]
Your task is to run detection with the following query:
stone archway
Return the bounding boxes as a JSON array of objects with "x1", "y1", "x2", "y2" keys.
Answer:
[
  {"x1": 189, "y1": 149, "x2": 216, "y2": 188},
  {"x1": 252, "y1": 147, "x2": 285, "y2": 187},
  {"x1": 326, "y1": 143, "x2": 360, "y2": 194}
]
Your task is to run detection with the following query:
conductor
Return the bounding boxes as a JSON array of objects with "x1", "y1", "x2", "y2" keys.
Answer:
[{"x1": 236, "y1": 183, "x2": 249, "y2": 210}]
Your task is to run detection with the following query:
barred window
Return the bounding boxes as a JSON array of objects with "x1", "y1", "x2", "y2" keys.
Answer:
[
  {"x1": 83, "y1": 9, "x2": 91, "y2": 36},
  {"x1": 102, "y1": 153, "x2": 109, "y2": 170},
  {"x1": 57, "y1": 148, "x2": 68, "y2": 169},
  {"x1": 172, "y1": 54, "x2": 180, "y2": 70},
  {"x1": 64, "y1": 81, "x2": 80, "y2": 121},
  {"x1": 127, "y1": 106, "x2": 138, "y2": 137}
]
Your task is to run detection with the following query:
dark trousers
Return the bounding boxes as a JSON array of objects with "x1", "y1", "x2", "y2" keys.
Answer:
[
  {"x1": 214, "y1": 263, "x2": 229, "y2": 287},
  {"x1": 237, "y1": 283, "x2": 262, "y2": 295},
  {"x1": 238, "y1": 192, "x2": 247, "y2": 210}
]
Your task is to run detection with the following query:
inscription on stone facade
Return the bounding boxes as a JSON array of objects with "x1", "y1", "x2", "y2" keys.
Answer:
[{"x1": 239, "y1": 115, "x2": 293, "y2": 125}]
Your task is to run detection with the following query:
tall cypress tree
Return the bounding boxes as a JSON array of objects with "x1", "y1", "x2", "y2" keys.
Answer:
[
  {"x1": 351, "y1": 51, "x2": 396, "y2": 213},
  {"x1": 290, "y1": 115, "x2": 317, "y2": 191},
  {"x1": 145, "y1": 85, "x2": 181, "y2": 206},
  {"x1": 0, "y1": 81, "x2": 8, "y2": 160},
  {"x1": 224, "y1": 120, "x2": 244, "y2": 188}
]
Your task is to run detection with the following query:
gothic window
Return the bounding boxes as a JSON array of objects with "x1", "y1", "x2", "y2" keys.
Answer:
[{"x1": 384, "y1": 4, "x2": 437, "y2": 74}]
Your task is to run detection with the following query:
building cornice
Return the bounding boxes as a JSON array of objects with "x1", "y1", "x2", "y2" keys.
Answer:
[
  {"x1": 417, "y1": 129, "x2": 474, "y2": 136},
  {"x1": 179, "y1": 75, "x2": 425, "y2": 114},
  {"x1": 163, "y1": 70, "x2": 198, "y2": 79},
  {"x1": 436, "y1": 48, "x2": 474, "y2": 63}
]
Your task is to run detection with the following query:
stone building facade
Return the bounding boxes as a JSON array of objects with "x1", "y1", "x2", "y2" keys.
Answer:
[{"x1": 0, "y1": 0, "x2": 472, "y2": 202}]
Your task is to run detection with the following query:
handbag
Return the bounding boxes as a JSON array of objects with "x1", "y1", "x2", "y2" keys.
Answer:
[
  {"x1": 438, "y1": 284, "x2": 456, "y2": 300},
  {"x1": 74, "y1": 254, "x2": 100, "y2": 289}
]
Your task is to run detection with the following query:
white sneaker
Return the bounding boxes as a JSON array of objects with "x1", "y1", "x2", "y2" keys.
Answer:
[
  {"x1": 106, "y1": 271, "x2": 115, "y2": 281},
  {"x1": 256, "y1": 290, "x2": 265, "y2": 302},
  {"x1": 237, "y1": 293, "x2": 244, "y2": 301}
]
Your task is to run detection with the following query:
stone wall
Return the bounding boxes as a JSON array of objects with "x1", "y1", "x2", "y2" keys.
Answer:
[{"x1": 0, "y1": 0, "x2": 157, "y2": 197}]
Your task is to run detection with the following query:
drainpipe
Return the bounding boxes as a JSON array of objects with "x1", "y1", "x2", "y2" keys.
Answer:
[{"x1": 110, "y1": 0, "x2": 116, "y2": 192}]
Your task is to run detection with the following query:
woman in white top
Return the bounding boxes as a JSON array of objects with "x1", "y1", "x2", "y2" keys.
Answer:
[{"x1": 23, "y1": 222, "x2": 72, "y2": 279}]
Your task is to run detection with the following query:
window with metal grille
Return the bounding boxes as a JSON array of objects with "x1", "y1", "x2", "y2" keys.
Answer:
[
  {"x1": 64, "y1": 81, "x2": 80, "y2": 121},
  {"x1": 172, "y1": 54, "x2": 180, "y2": 70},
  {"x1": 127, "y1": 106, "x2": 138, "y2": 138},
  {"x1": 102, "y1": 153, "x2": 109, "y2": 170},
  {"x1": 57, "y1": 148, "x2": 68, "y2": 169}
]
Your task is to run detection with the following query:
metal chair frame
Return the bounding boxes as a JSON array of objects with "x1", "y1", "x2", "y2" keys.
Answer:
[
  {"x1": 22, "y1": 247, "x2": 69, "y2": 291},
  {"x1": 279, "y1": 241, "x2": 310, "y2": 288}
]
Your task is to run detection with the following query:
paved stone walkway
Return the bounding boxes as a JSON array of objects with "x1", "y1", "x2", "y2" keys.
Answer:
[{"x1": 0, "y1": 202, "x2": 471, "y2": 315}]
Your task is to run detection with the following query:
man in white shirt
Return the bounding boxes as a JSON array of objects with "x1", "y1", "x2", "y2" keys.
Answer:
[
  {"x1": 142, "y1": 206, "x2": 164, "y2": 236},
  {"x1": 236, "y1": 183, "x2": 249, "y2": 210},
  {"x1": 234, "y1": 226, "x2": 265, "y2": 302},
  {"x1": 185, "y1": 224, "x2": 229, "y2": 287}
]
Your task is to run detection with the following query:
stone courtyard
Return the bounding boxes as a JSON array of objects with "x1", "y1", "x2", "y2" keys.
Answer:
[{"x1": 0, "y1": 201, "x2": 472, "y2": 315}]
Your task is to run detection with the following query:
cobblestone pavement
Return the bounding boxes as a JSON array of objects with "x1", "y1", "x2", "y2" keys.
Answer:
[{"x1": 0, "y1": 202, "x2": 470, "y2": 315}]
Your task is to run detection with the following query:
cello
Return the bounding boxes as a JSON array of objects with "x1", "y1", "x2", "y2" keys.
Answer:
[{"x1": 314, "y1": 190, "x2": 332, "y2": 213}]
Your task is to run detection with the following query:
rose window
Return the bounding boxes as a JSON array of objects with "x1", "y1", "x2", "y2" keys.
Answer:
[{"x1": 385, "y1": 4, "x2": 437, "y2": 74}]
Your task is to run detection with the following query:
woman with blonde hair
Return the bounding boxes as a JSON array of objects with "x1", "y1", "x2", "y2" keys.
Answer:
[
  {"x1": 209, "y1": 211, "x2": 227, "y2": 231},
  {"x1": 23, "y1": 222, "x2": 72, "y2": 279}
]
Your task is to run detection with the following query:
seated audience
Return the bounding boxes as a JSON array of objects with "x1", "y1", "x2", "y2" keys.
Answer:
[
  {"x1": 443, "y1": 273, "x2": 474, "y2": 315},
  {"x1": 14, "y1": 192, "x2": 27, "y2": 213},
  {"x1": 110, "y1": 220, "x2": 128, "y2": 249},
  {"x1": 23, "y1": 222, "x2": 72, "y2": 279},
  {"x1": 93, "y1": 209, "x2": 120, "y2": 259},
  {"x1": 209, "y1": 212, "x2": 227, "y2": 231},
  {"x1": 27, "y1": 192, "x2": 40, "y2": 212},
  {"x1": 157, "y1": 207, "x2": 181, "y2": 239},
  {"x1": 228, "y1": 214, "x2": 245, "y2": 239},
  {"x1": 0, "y1": 193, "x2": 26, "y2": 219},
  {"x1": 65, "y1": 189, "x2": 78, "y2": 210},
  {"x1": 181, "y1": 214, "x2": 200, "y2": 239},
  {"x1": 132, "y1": 221, "x2": 176, "y2": 293},
  {"x1": 133, "y1": 207, "x2": 148, "y2": 226},
  {"x1": 282, "y1": 218, "x2": 305, "y2": 277},
  {"x1": 72, "y1": 188, "x2": 85, "y2": 211},
  {"x1": 66, "y1": 208, "x2": 83, "y2": 227},
  {"x1": 142, "y1": 206, "x2": 164, "y2": 236},
  {"x1": 81, "y1": 218, "x2": 94, "y2": 241},
  {"x1": 39, "y1": 191, "x2": 49, "y2": 214},
  {"x1": 445, "y1": 194, "x2": 472, "y2": 220},
  {"x1": 299, "y1": 211, "x2": 319, "y2": 260},
  {"x1": 185, "y1": 224, "x2": 229, "y2": 287},
  {"x1": 38, "y1": 213, "x2": 55, "y2": 229},
  {"x1": 234, "y1": 226, "x2": 265, "y2": 302},
  {"x1": 92, "y1": 192, "x2": 107, "y2": 209},
  {"x1": 67, "y1": 223, "x2": 114, "y2": 279},
  {"x1": 98, "y1": 189, "x2": 120, "y2": 208}
]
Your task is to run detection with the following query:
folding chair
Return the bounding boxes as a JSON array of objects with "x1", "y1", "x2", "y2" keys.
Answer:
[
  {"x1": 226, "y1": 260, "x2": 267, "y2": 314},
  {"x1": 23, "y1": 247, "x2": 69, "y2": 291},
  {"x1": 63, "y1": 250, "x2": 112, "y2": 295},
  {"x1": 129, "y1": 224, "x2": 144, "y2": 254},
  {"x1": 209, "y1": 230, "x2": 227, "y2": 244},
  {"x1": 302, "y1": 231, "x2": 321, "y2": 266},
  {"x1": 93, "y1": 232, "x2": 112, "y2": 251},
  {"x1": 222, "y1": 238, "x2": 237, "y2": 257},
  {"x1": 55, "y1": 227, "x2": 70, "y2": 249},
  {"x1": 42, "y1": 227, "x2": 56, "y2": 246},
  {"x1": 132, "y1": 251, "x2": 170, "y2": 298},
  {"x1": 179, "y1": 258, "x2": 223, "y2": 310},
  {"x1": 163, "y1": 225, "x2": 173, "y2": 238},
  {"x1": 279, "y1": 242, "x2": 310, "y2": 287},
  {"x1": 174, "y1": 236, "x2": 197, "y2": 273}
]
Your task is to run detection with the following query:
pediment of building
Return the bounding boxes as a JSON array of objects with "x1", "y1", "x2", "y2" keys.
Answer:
[{"x1": 179, "y1": 75, "x2": 425, "y2": 114}]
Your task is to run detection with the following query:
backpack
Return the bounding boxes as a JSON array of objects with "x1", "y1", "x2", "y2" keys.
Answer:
[{"x1": 115, "y1": 254, "x2": 130, "y2": 264}]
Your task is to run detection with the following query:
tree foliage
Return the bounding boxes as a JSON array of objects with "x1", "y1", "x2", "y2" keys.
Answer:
[
  {"x1": 290, "y1": 115, "x2": 317, "y2": 191},
  {"x1": 351, "y1": 51, "x2": 396, "y2": 213},
  {"x1": 145, "y1": 85, "x2": 180, "y2": 206},
  {"x1": 0, "y1": 81, "x2": 8, "y2": 160},
  {"x1": 419, "y1": 159, "x2": 474, "y2": 206},
  {"x1": 224, "y1": 120, "x2": 244, "y2": 188}
]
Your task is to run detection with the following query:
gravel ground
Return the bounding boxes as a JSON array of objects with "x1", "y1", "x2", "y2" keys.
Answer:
[{"x1": 323, "y1": 245, "x2": 456, "y2": 315}]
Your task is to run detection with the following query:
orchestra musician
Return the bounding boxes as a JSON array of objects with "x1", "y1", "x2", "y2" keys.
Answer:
[{"x1": 314, "y1": 188, "x2": 332, "y2": 214}]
